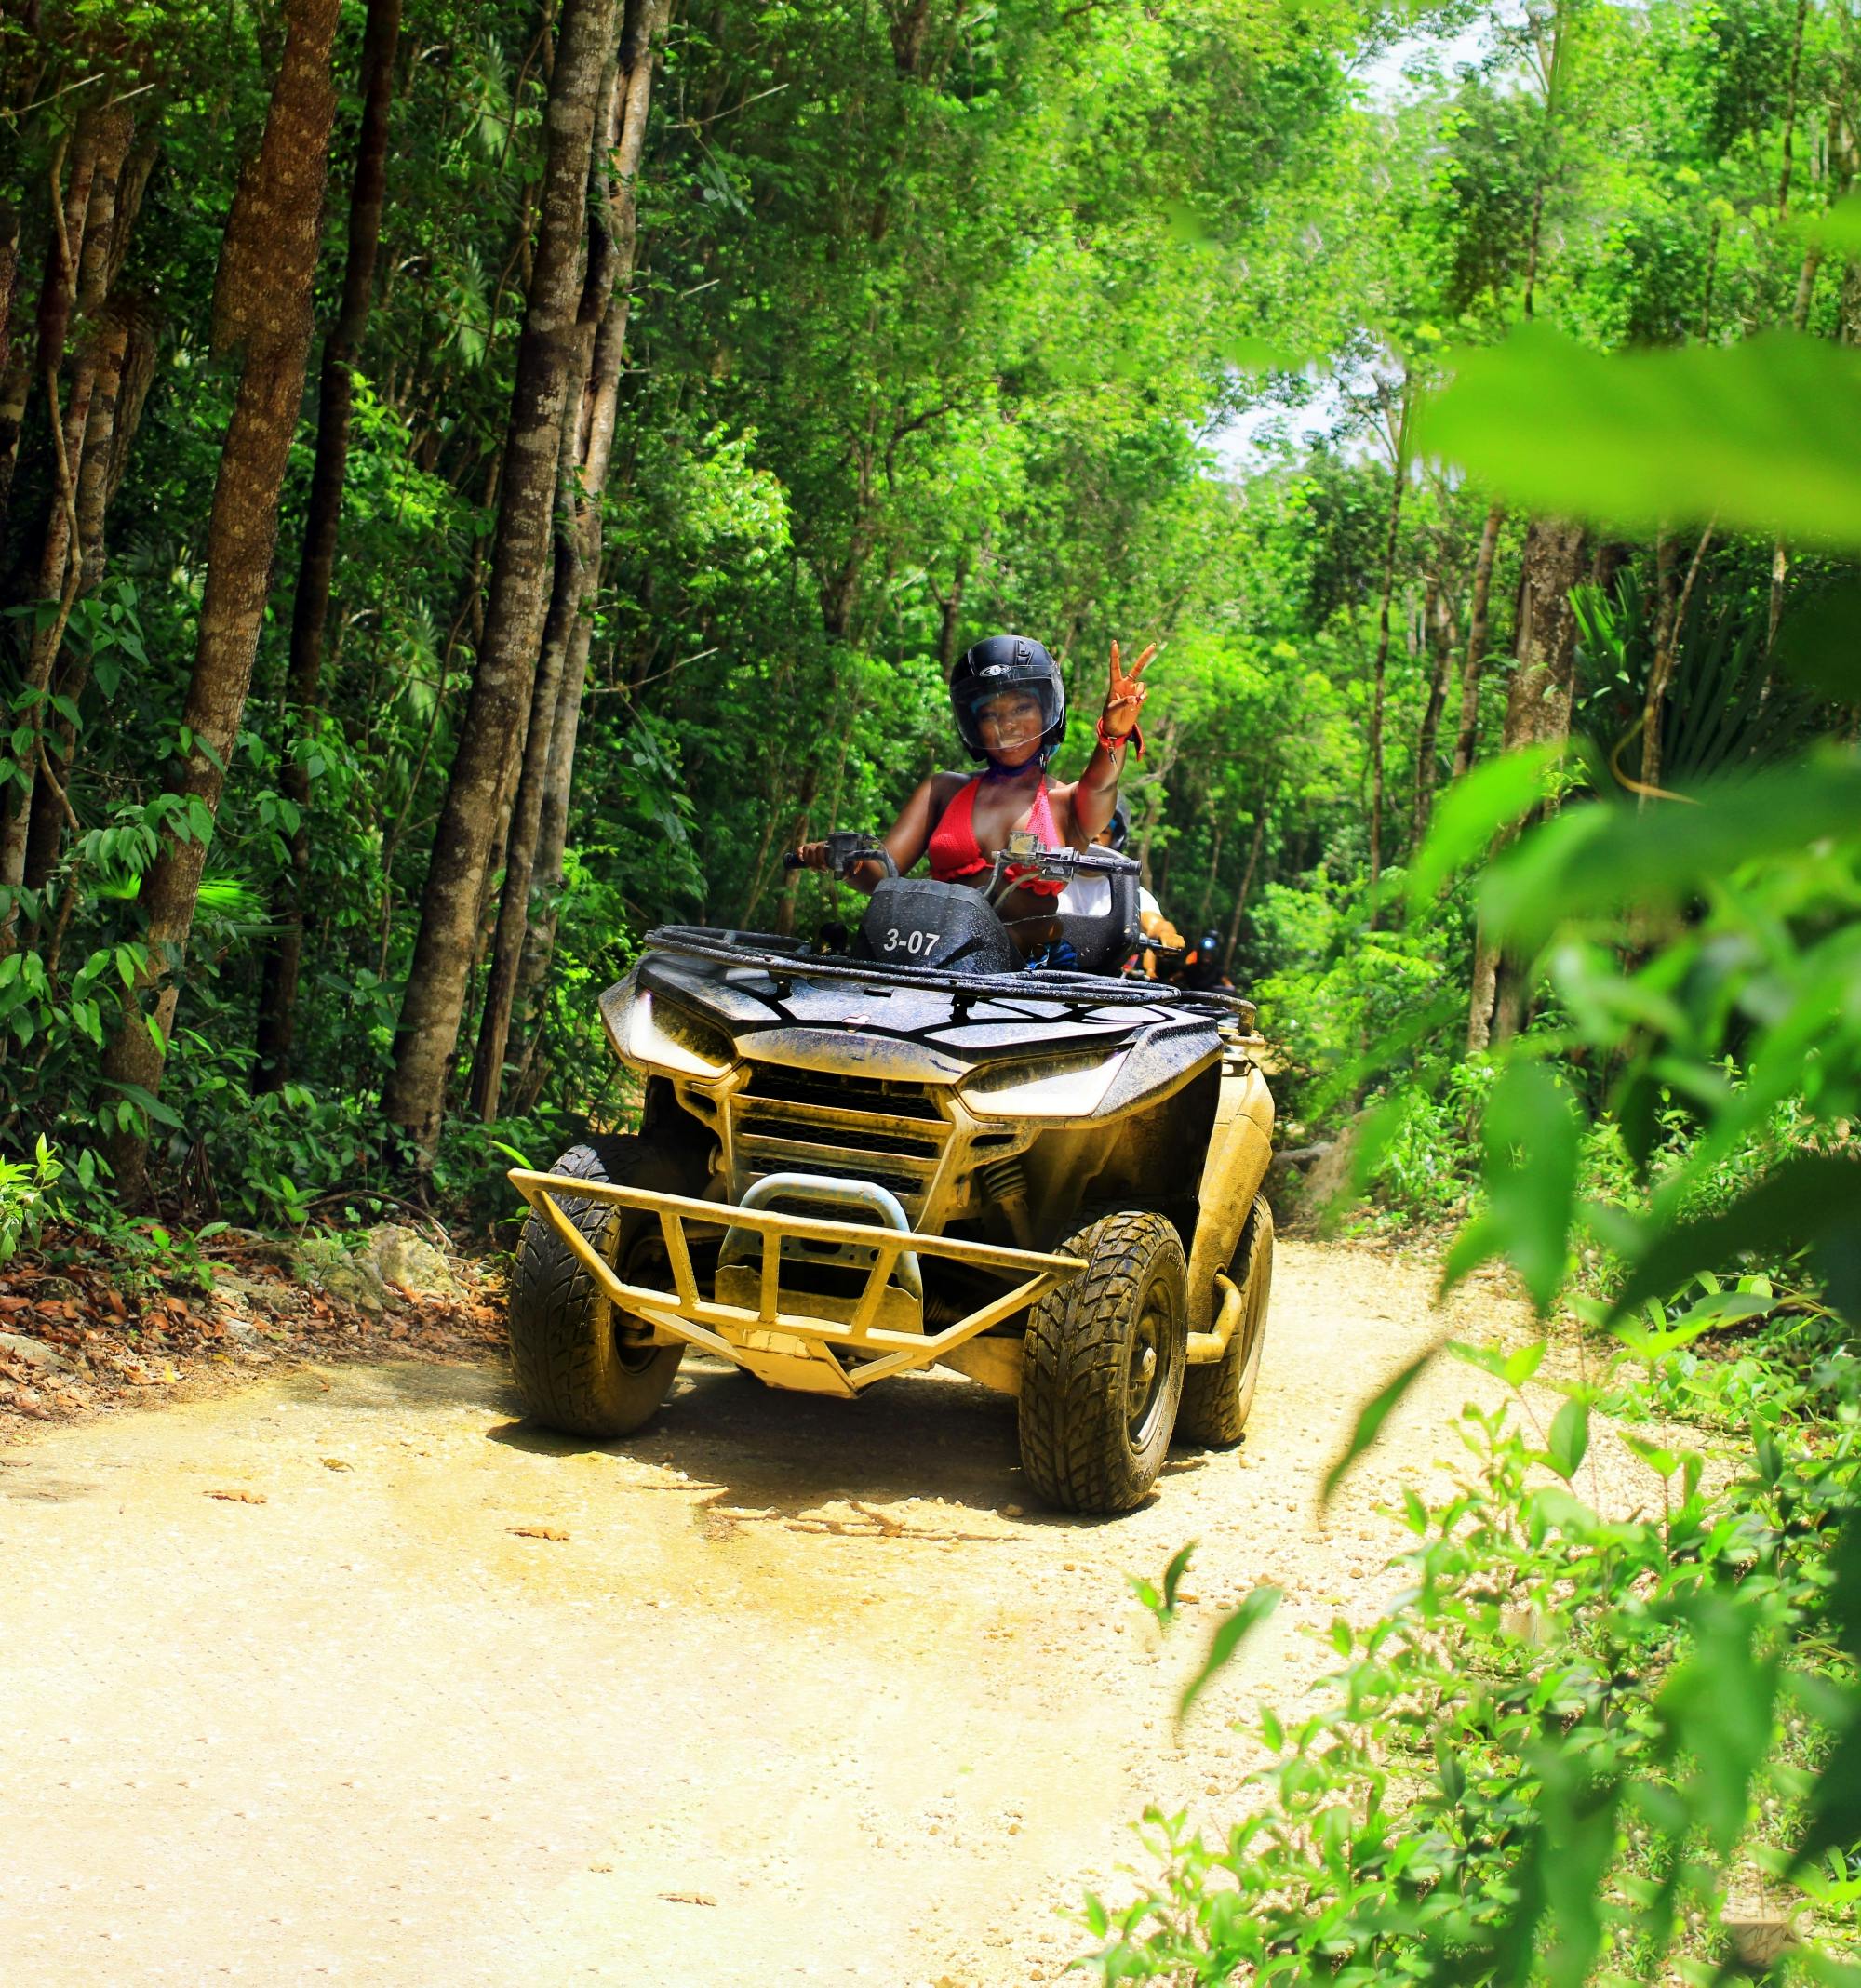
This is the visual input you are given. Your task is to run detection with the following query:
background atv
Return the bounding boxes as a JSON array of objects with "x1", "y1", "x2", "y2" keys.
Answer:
[{"x1": 506, "y1": 832, "x2": 1275, "y2": 1514}]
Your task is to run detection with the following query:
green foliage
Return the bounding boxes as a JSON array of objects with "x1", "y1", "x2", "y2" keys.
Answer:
[
  {"x1": 0, "y1": 1139, "x2": 64, "y2": 1264},
  {"x1": 1090, "y1": 1368, "x2": 1861, "y2": 1983}
]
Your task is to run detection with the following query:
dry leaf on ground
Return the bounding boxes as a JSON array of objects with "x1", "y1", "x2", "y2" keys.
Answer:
[
  {"x1": 510, "y1": 1525, "x2": 569, "y2": 1541},
  {"x1": 206, "y1": 1489, "x2": 266, "y2": 1504}
]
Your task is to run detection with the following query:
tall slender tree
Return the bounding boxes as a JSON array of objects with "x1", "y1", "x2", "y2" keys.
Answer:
[
  {"x1": 468, "y1": 0, "x2": 669, "y2": 1122},
  {"x1": 254, "y1": 0, "x2": 403, "y2": 1089},
  {"x1": 1411, "y1": 571, "x2": 1455, "y2": 841},
  {"x1": 1466, "y1": 515, "x2": 1587, "y2": 1052},
  {"x1": 99, "y1": 0, "x2": 342, "y2": 1200},
  {"x1": 1364, "y1": 377, "x2": 1410, "y2": 925},
  {"x1": 0, "y1": 100, "x2": 136, "y2": 947},
  {"x1": 1450, "y1": 502, "x2": 1504, "y2": 781},
  {"x1": 382, "y1": 0, "x2": 620, "y2": 1160}
]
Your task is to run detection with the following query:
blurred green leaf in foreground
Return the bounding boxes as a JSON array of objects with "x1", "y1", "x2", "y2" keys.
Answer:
[{"x1": 1421, "y1": 325, "x2": 1861, "y2": 548}]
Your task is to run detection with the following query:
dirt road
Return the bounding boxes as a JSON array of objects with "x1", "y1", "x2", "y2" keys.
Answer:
[{"x1": 0, "y1": 1240, "x2": 1540, "y2": 1986}]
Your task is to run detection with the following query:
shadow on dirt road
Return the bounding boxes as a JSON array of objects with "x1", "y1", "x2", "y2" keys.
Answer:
[{"x1": 479, "y1": 1358, "x2": 1214, "y2": 1524}]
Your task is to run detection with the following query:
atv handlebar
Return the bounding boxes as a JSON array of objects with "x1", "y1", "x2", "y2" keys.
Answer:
[
  {"x1": 785, "y1": 832, "x2": 899, "y2": 880},
  {"x1": 986, "y1": 834, "x2": 1139, "y2": 903}
]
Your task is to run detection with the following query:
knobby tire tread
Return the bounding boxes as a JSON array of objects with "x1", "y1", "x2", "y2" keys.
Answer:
[
  {"x1": 1018, "y1": 1211, "x2": 1186, "y2": 1514},
  {"x1": 1177, "y1": 1196, "x2": 1275, "y2": 1448},
  {"x1": 508, "y1": 1135, "x2": 687, "y2": 1438}
]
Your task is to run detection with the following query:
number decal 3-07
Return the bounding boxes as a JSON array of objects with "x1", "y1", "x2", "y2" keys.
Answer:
[{"x1": 881, "y1": 927, "x2": 941, "y2": 957}]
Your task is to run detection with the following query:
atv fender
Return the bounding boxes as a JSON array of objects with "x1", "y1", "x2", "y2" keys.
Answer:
[{"x1": 1185, "y1": 1046, "x2": 1274, "y2": 1334}]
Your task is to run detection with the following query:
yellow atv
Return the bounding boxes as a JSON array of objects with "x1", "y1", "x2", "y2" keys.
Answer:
[{"x1": 506, "y1": 833, "x2": 1274, "y2": 1514}]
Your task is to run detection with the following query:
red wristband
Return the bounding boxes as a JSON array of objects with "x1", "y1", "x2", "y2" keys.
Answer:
[{"x1": 1096, "y1": 714, "x2": 1144, "y2": 759}]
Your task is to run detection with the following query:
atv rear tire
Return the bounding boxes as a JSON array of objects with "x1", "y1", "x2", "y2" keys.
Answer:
[
  {"x1": 1018, "y1": 1211, "x2": 1188, "y2": 1514},
  {"x1": 509, "y1": 1135, "x2": 698, "y2": 1439},
  {"x1": 1176, "y1": 1196, "x2": 1274, "y2": 1448}
]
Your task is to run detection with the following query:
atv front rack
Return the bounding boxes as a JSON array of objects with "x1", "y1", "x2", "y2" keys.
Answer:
[
  {"x1": 507, "y1": 1168, "x2": 1087, "y2": 1399},
  {"x1": 641, "y1": 925, "x2": 1257, "y2": 1024}
]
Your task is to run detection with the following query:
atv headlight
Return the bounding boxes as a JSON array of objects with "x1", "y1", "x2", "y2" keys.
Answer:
[
  {"x1": 965, "y1": 1053, "x2": 1123, "y2": 1118},
  {"x1": 617, "y1": 991, "x2": 732, "y2": 1079}
]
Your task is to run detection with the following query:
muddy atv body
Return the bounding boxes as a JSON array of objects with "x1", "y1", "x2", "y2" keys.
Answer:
[{"x1": 507, "y1": 834, "x2": 1275, "y2": 1513}]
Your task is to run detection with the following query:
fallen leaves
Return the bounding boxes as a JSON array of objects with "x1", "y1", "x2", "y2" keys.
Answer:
[
  {"x1": 0, "y1": 1230, "x2": 504, "y2": 1434},
  {"x1": 207, "y1": 1488, "x2": 266, "y2": 1504},
  {"x1": 510, "y1": 1525, "x2": 569, "y2": 1541},
  {"x1": 319, "y1": 1458, "x2": 352, "y2": 1471}
]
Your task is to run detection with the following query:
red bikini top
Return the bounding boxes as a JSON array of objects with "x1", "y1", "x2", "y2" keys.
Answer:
[{"x1": 926, "y1": 775, "x2": 1065, "y2": 899}]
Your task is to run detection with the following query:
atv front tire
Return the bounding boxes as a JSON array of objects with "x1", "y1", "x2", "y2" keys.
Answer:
[
  {"x1": 1018, "y1": 1211, "x2": 1188, "y2": 1514},
  {"x1": 509, "y1": 1135, "x2": 698, "y2": 1439},
  {"x1": 1176, "y1": 1196, "x2": 1274, "y2": 1448}
]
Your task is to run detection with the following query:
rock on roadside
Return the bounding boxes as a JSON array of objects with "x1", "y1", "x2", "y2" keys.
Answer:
[
  {"x1": 366, "y1": 1226, "x2": 458, "y2": 1299},
  {"x1": 292, "y1": 1238, "x2": 391, "y2": 1315},
  {"x1": 0, "y1": 1332, "x2": 75, "y2": 1375}
]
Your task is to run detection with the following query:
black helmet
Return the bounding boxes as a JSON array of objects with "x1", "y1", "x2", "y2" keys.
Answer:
[
  {"x1": 1105, "y1": 804, "x2": 1130, "y2": 852},
  {"x1": 950, "y1": 634, "x2": 1066, "y2": 764}
]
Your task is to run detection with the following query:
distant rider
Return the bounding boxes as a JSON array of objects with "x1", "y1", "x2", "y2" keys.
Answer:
[
  {"x1": 796, "y1": 634, "x2": 1156, "y2": 943},
  {"x1": 1174, "y1": 929, "x2": 1233, "y2": 993}
]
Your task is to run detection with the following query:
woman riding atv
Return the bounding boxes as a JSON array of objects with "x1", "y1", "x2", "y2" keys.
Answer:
[{"x1": 796, "y1": 633, "x2": 1156, "y2": 954}]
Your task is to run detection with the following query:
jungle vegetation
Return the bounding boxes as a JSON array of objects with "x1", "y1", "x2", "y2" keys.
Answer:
[{"x1": 4, "y1": 0, "x2": 1861, "y2": 1978}]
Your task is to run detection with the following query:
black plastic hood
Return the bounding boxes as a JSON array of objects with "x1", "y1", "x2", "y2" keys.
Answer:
[{"x1": 609, "y1": 950, "x2": 1224, "y2": 1115}]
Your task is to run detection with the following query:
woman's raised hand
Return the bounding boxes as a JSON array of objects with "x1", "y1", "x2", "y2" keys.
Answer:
[{"x1": 1103, "y1": 639, "x2": 1158, "y2": 740}]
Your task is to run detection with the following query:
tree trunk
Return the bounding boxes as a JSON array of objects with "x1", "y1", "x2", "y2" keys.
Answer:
[
  {"x1": 254, "y1": 0, "x2": 402, "y2": 1090},
  {"x1": 0, "y1": 200, "x2": 17, "y2": 362},
  {"x1": 465, "y1": 448, "x2": 583, "y2": 1122},
  {"x1": 1412, "y1": 574, "x2": 1454, "y2": 842},
  {"x1": 1, "y1": 122, "x2": 98, "y2": 547},
  {"x1": 505, "y1": 584, "x2": 596, "y2": 1089},
  {"x1": 0, "y1": 103, "x2": 139, "y2": 947},
  {"x1": 1194, "y1": 812, "x2": 1224, "y2": 930},
  {"x1": 33, "y1": 113, "x2": 101, "y2": 388},
  {"x1": 1365, "y1": 386, "x2": 1410, "y2": 926},
  {"x1": 1640, "y1": 524, "x2": 1712, "y2": 799},
  {"x1": 0, "y1": 200, "x2": 20, "y2": 522},
  {"x1": 1766, "y1": 229, "x2": 1827, "y2": 656},
  {"x1": 21, "y1": 302, "x2": 132, "y2": 898},
  {"x1": 0, "y1": 338, "x2": 27, "y2": 537},
  {"x1": 20, "y1": 301, "x2": 161, "y2": 901},
  {"x1": 1450, "y1": 501, "x2": 1504, "y2": 781},
  {"x1": 934, "y1": 552, "x2": 969, "y2": 674},
  {"x1": 1466, "y1": 517, "x2": 1587, "y2": 1053},
  {"x1": 382, "y1": 0, "x2": 620, "y2": 1159},
  {"x1": 1221, "y1": 805, "x2": 1268, "y2": 978},
  {"x1": 468, "y1": 0, "x2": 668, "y2": 1120},
  {"x1": 1776, "y1": 0, "x2": 1810, "y2": 221},
  {"x1": 99, "y1": 0, "x2": 341, "y2": 1204}
]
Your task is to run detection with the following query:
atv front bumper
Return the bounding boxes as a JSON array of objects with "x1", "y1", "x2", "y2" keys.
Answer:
[{"x1": 507, "y1": 1169, "x2": 1085, "y2": 1398}]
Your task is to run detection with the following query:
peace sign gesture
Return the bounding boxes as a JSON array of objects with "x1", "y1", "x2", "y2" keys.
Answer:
[{"x1": 1100, "y1": 639, "x2": 1158, "y2": 743}]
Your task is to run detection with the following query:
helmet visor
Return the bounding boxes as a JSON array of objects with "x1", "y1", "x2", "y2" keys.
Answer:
[{"x1": 953, "y1": 674, "x2": 1064, "y2": 760}]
